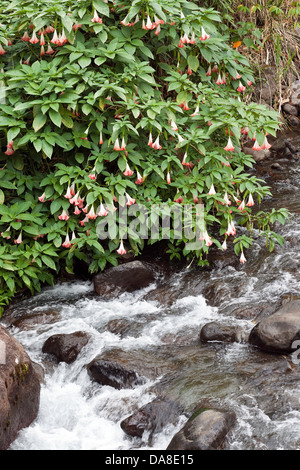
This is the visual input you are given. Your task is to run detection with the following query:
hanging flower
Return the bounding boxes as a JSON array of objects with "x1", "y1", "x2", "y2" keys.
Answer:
[
  {"x1": 252, "y1": 139, "x2": 262, "y2": 151},
  {"x1": 123, "y1": 162, "x2": 134, "y2": 176},
  {"x1": 206, "y1": 65, "x2": 212, "y2": 76},
  {"x1": 189, "y1": 32, "x2": 196, "y2": 44},
  {"x1": 247, "y1": 193, "x2": 255, "y2": 207},
  {"x1": 51, "y1": 30, "x2": 59, "y2": 45},
  {"x1": 261, "y1": 136, "x2": 271, "y2": 150},
  {"x1": 70, "y1": 191, "x2": 81, "y2": 206},
  {"x1": 221, "y1": 239, "x2": 227, "y2": 251},
  {"x1": 120, "y1": 137, "x2": 126, "y2": 151},
  {"x1": 4, "y1": 141, "x2": 14, "y2": 155},
  {"x1": 200, "y1": 27, "x2": 210, "y2": 41},
  {"x1": 215, "y1": 73, "x2": 223, "y2": 85},
  {"x1": 152, "y1": 135, "x2": 162, "y2": 150},
  {"x1": 87, "y1": 206, "x2": 97, "y2": 219},
  {"x1": 91, "y1": 10, "x2": 103, "y2": 23},
  {"x1": 99, "y1": 131, "x2": 103, "y2": 145},
  {"x1": 74, "y1": 207, "x2": 81, "y2": 215},
  {"x1": 240, "y1": 251, "x2": 247, "y2": 264},
  {"x1": 191, "y1": 105, "x2": 200, "y2": 116},
  {"x1": 170, "y1": 120, "x2": 178, "y2": 131},
  {"x1": 208, "y1": 184, "x2": 216, "y2": 196},
  {"x1": 125, "y1": 192, "x2": 136, "y2": 206},
  {"x1": 64, "y1": 185, "x2": 73, "y2": 199},
  {"x1": 114, "y1": 137, "x2": 121, "y2": 151},
  {"x1": 62, "y1": 233, "x2": 71, "y2": 248},
  {"x1": 38, "y1": 192, "x2": 46, "y2": 202},
  {"x1": 135, "y1": 171, "x2": 144, "y2": 184},
  {"x1": 224, "y1": 137, "x2": 235, "y2": 152},
  {"x1": 166, "y1": 172, "x2": 171, "y2": 184},
  {"x1": 237, "y1": 200, "x2": 245, "y2": 211},
  {"x1": 97, "y1": 202, "x2": 108, "y2": 217},
  {"x1": 241, "y1": 127, "x2": 249, "y2": 135},
  {"x1": 116, "y1": 239, "x2": 126, "y2": 255},
  {"x1": 21, "y1": 31, "x2": 30, "y2": 41},
  {"x1": 225, "y1": 220, "x2": 236, "y2": 236},
  {"x1": 29, "y1": 31, "x2": 39, "y2": 44},
  {"x1": 147, "y1": 132, "x2": 153, "y2": 147},
  {"x1": 14, "y1": 232, "x2": 23, "y2": 244},
  {"x1": 88, "y1": 167, "x2": 96, "y2": 180},
  {"x1": 58, "y1": 210, "x2": 69, "y2": 221},
  {"x1": 237, "y1": 81, "x2": 246, "y2": 92}
]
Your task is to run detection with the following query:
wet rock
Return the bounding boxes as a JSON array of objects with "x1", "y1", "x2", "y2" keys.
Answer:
[
  {"x1": 2, "y1": 308, "x2": 60, "y2": 330},
  {"x1": 249, "y1": 300, "x2": 300, "y2": 353},
  {"x1": 87, "y1": 357, "x2": 146, "y2": 389},
  {"x1": 93, "y1": 260, "x2": 156, "y2": 297},
  {"x1": 282, "y1": 103, "x2": 298, "y2": 116},
  {"x1": 0, "y1": 325, "x2": 40, "y2": 450},
  {"x1": 199, "y1": 322, "x2": 245, "y2": 344},
  {"x1": 105, "y1": 319, "x2": 132, "y2": 337},
  {"x1": 120, "y1": 398, "x2": 184, "y2": 440},
  {"x1": 42, "y1": 331, "x2": 90, "y2": 364},
  {"x1": 166, "y1": 408, "x2": 236, "y2": 450}
]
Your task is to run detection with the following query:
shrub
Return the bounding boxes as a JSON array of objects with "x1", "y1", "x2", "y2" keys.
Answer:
[{"x1": 0, "y1": 0, "x2": 288, "y2": 314}]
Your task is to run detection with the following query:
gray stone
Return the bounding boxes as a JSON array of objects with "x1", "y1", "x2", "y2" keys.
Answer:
[
  {"x1": 200, "y1": 322, "x2": 245, "y2": 343},
  {"x1": 167, "y1": 408, "x2": 236, "y2": 450},
  {"x1": 282, "y1": 103, "x2": 298, "y2": 116}
]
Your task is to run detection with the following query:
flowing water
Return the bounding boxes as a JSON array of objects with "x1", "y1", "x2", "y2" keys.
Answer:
[{"x1": 3, "y1": 136, "x2": 300, "y2": 450}]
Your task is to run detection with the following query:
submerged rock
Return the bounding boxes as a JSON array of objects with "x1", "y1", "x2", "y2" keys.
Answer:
[
  {"x1": 166, "y1": 408, "x2": 236, "y2": 450},
  {"x1": 249, "y1": 300, "x2": 300, "y2": 353},
  {"x1": 93, "y1": 260, "x2": 156, "y2": 297},
  {"x1": 0, "y1": 325, "x2": 40, "y2": 450},
  {"x1": 42, "y1": 331, "x2": 90, "y2": 364}
]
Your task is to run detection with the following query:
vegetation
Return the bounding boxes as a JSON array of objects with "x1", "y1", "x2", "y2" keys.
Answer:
[{"x1": 0, "y1": 0, "x2": 290, "y2": 315}]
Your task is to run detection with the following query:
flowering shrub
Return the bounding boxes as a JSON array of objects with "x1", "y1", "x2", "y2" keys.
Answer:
[{"x1": 0, "y1": 0, "x2": 289, "y2": 313}]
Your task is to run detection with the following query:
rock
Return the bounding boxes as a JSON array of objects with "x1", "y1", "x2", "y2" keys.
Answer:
[
  {"x1": 166, "y1": 408, "x2": 236, "y2": 450},
  {"x1": 105, "y1": 319, "x2": 132, "y2": 337},
  {"x1": 2, "y1": 308, "x2": 60, "y2": 330},
  {"x1": 249, "y1": 300, "x2": 300, "y2": 353},
  {"x1": 0, "y1": 325, "x2": 40, "y2": 450},
  {"x1": 120, "y1": 398, "x2": 184, "y2": 440},
  {"x1": 93, "y1": 260, "x2": 156, "y2": 297},
  {"x1": 282, "y1": 103, "x2": 298, "y2": 116},
  {"x1": 199, "y1": 322, "x2": 245, "y2": 344},
  {"x1": 87, "y1": 357, "x2": 146, "y2": 389},
  {"x1": 42, "y1": 331, "x2": 90, "y2": 364}
]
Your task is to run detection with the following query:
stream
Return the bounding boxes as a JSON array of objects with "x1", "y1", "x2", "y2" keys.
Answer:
[{"x1": 2, "y1": 132, "x2": 300, "y2": 450}]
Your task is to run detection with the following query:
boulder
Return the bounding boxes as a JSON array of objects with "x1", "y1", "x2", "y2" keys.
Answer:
[
  {"x1": 199, "y1": 322, "x2": 245, "y2": 343},
  {"x1": 282, "y1": 103, "x2": 298, "y2": 116},
  {"x1": 87, "y1": 357, "x2": 146, "y2": 389},
  {"x1": 167, "y1": 408, "x2": 236, "y2": 450},
  {"x1": 42, "y1": 331, "x2": 90, "y2": 364},
  {"x1": 120, "y1": 398, "x2": 184, "y2": 440},
  {"x1": 0, "y1": 325, "x2": 40, "y2": 450},
  {"x1": 249, "y1": 300, "x2": 300, "y2": 353},
  {"x1": 93, "y1": 260, "x2": 156, "y2": 297}
]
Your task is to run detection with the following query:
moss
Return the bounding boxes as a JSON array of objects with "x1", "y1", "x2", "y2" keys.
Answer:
[{"x1": 188, "y1": 407, "x2": 211, "y2": 422}]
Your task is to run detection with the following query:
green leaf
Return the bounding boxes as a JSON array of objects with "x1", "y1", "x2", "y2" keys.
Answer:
[
  {"x1": 49, "y1": 110, "x2": 62, "y2": 128},
  {"x1": 187, "y1": 55, "x2": 199, "y2": 72},
  {"x1": 41, "y1": 255, "x2": 57, "y2": 270},
  {"x1": 33, "y1": 113, "x2": 47, "y2": 132},
  {"x1": 0, "y1": 190, "x2": 4, "y2": 205}
]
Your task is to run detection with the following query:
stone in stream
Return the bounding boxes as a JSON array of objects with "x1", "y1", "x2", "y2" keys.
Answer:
[
  {"x1": 0, "y1": 325, "x2": 41, "y2": 450},
  {"x1": 87, "y1": 357, "x2": 146, "y2": 389},
  {"x1": 42, "y1": 331, "x2": 90, "y2": 364},
  {"x1": 120, "y1": 398, "x2": 184, "y2": 440},
  {"x1": 199, "y1": 321, "x2": 245, "y2": 344},
  {"x1": 93, "y1": 260, "x2": 156, "y2": 297},
  {"x1": 166, "y1": 408, "x2": 236, "y2": 450},
  {"x1": 249, "y1": 300, "x2": 300, "y2": 353}
]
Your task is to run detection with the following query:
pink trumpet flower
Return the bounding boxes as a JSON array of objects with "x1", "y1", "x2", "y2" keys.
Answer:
[
  {"x1": 200, "y1": 27, "x2": 210, "y2": 41},
  {"x1": 215, "y1": 73, "x2": 223, "y2": 85},
  {"x1": 247, "y1": 193, "x2": 255, "y2": 207},
  {"x1": 237, "y1": 81, "x2": 246, "y2": 92},
  {"x1": 135, "y1": 171, "x2": 144, "y2": 184},
  {"x1": 123, "y1": 162, "x2": 133, "y2": 176},
  {"x1": 147, "y1": 132, "x2": 153, "y2": 147},
  {"x1": 208, "y1": 184, "x2": 216, "y2": 196},
  {"x1": 21, "y1": 31, "x2": 30, "y2": 41},
  {"x1": 38, "y1": 192, "x2": 46, "y2": 202},
  {"x1": 225, "y1": 220, "x2": 236, "y2": 236},
  {"x1": 14, "y1": 232, "x2": 23, "y2": 244},
  {"x1": 221, "y1": 239, "x2": 227, "y2": 251},
  {"x1": 87, "y1": 206, "x2": 97, "y2": 219},
  {"x1": 4, "y1": 141, "x2": 14, "y2": 155},
  {"x1": 74, "y1": 207, "x2": 81, "y2": 215},
  {"x1": 99, "y1": 131, "x2": 103, "y2": 145},
  {"x1": 58, "y1": 210, "x2": 69, "y2": 221},
  {"x1": 261, "y1": 136, "x2": 271, "y2": 150},
  {"x1": 62, "y1": 233, "x2": 71, "y2": 248},
  {"x1": 152, "y1": 136, "x2": 162, "y2": 150},
  {"x1": 252, "y1": 139, "x2": 262, "y2": 151},
  {"x1": 70, "y1": 191, "x2": 81, "y2": 206},
  {"x1": 46, "y1": 43, "x2": 54, "y2": 54},
  {"x1": 116, "y1": 239, "x2": 126, "y2": 255},
  {"x1": 191, "y1": 105, "x2": 200, "y2": 116},
  {"x1": 97, "y1": 203, "x2": 108, "y2": 217},
  {"x1": 29, "y1": 31, "x2": 39, "y2": 44},
  {"x1": 240, "y1": 251, "x2": 247, "y2": 264},
  {"x1": 114, "y1": 138, "x2": 121, "y2": 151},
  {"x1": 166, "y1": 172, "x2": 171, "y2": 184},
  {"x1": 91, "y1": 10, "x2": 103, "y2": 23},
  {"x1": 224, "y1": 137, "x2": 235, "y2": 152},
  {"x1": 64, "y1": 185, "x2": 73, "y2": 199},
  {"x1": 125, "y1": 192, "x2": 136, "y2": 206},
  {"x1": 51, "y1": 30, "x2": 59, "y2": 45},
  {"x1": 88, "y1": 168, "x2": 96, "y2": 180}
]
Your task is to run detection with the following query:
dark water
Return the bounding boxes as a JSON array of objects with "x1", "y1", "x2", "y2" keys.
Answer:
[{"x1": 3, "y1": 134, "x2": 300, "y2": 450}]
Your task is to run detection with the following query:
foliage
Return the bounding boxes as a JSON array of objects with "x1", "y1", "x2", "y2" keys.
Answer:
[{"x1": 0, "y1": 0, "x2": 288, "y2": 315}]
